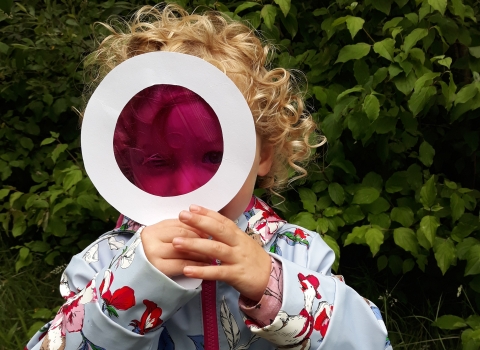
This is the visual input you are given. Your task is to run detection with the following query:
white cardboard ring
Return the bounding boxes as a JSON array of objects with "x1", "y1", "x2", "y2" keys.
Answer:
[{"x1": 81, "y1": 52, "x2": 256, "y2": 226}]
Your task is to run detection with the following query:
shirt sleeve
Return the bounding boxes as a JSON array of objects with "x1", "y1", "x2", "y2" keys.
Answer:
[
  {"x1": 25, "y1": 227, "x2": 200, "y2": 350},
  {"x1": 242, "y1": 224, "x2": 392, "y2": 350}
]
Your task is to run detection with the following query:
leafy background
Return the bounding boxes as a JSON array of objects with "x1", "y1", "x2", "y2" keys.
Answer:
[{"x1": 0, "y1": 0, "x2": 479, "y2": 348}]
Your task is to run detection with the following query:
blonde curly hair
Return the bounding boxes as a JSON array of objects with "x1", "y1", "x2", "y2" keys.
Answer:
[{"x1": 84, "y1": 4, "x2": 325, "y2": 192}]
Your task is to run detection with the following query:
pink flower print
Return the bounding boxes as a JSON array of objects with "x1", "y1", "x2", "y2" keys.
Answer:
[
  {"x1": 99, "y1": 270, "x2": 135, "y2": 318},
  {"x1": 130, "y1": 300, "x2": 163, "y2": 335},
  {"x1": 41, "y1": 280, "x2": 97, "y2": 349}
]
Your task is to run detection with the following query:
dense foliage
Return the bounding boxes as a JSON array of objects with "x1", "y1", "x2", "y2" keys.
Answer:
[{"x1": 1, "y1": 0, "x2": 479, "y2": 348}]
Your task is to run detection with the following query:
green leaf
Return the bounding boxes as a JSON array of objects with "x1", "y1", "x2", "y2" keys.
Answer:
[
  {"x1": 363, "y1": 94, "x2": 380, "y2": 121},
  {"x1": 465, "y1": 245, "x2": 480, "y2": 276},
  {"x1": 63, "y1": 170, "x2": 83, "y2": 191},
  {"x1": 373, "y1": 38, "x2": 395, "y2": 61},
  {"x1": 343, "y1": 205, "x2": 365, "y2": 224},
  {"x1": 408, "y1": 86, "x2": 436, "y2": 116},
  {"x1": 242, "y1": 11, "x2": 261, "y2": 29},
  {"x1": 418, "y1": 141, "x2": 435, "y2": 167},
  {"x1": 316, "y1": 195, "x2": 332, "y2": 210},
  {"x1": 433, "y1": 315, "x2": 467, "y2": 330},
  {"x1": 352, "y1": 187, "x2": 380, "y2": 204},
  {"x1": 40, "y1": 137, "x2": 56, "y2": 146},
  {"x1": 15, "y1": 247, "x2": 33, "y2": 272},
  {"x1": 0, "y1": 188, "x2": 10, "y2": 200},
  {"x1": 328, "y1": 183, "x2": 345, "y2": 206},
  {"x1": 261, "y1": 5, "x2": 277, "y2": 30},
  {"x1": 12, "y1": 217, "x2": 26, "y2": 237},
  {"x1": 419, "y1": 216, "x2": 440, "y2": 246},
  {"x1": 316, "y1": 217, "x2": 329, "y2": 234},
  {"x1": 372, "y1": 0, "x2": 392, "y2": 14},
  {"x1": 377, "y1": 255, "x2": 388, "y2": 271},
  {"x1": 291, "y1": 212, "x2": 317, "y2": 230},
  {"x1": 51, "y1": 144, "x2": 68, "y2": 163},
  {"x1": 337, "y1": 86, "x2": 364, "y2": 101},
  {"x1": 365, "y1": 228, "x2": 384, "y2": 256},
  {"x1": 433, "y1": 238, "x2": 456, "y2": 275},
  {"x1": 335, "y1": 43, "x2": 371, "y2": 64},
  {"x1": 394, "y1": 228, "x2": 418, "y2": 255},
  {"x1": 323, "y1": 207, "x2": 342, "y2": 217},
  {"x1": 469, "y1": 46, "x2": 480, "y2": 58},
  {"x1": 299, "y1": 188, "x2": 317, "y2": 213},
  {"x1": 362, "y1": 172, "x2": 383, "y2": 190},
  {"x1": 420, "y1": 176, "x2": 437, "y2": 208},
  {"x1": 391, "y1": 207, "x2": 415, "y2": 227},
  {"x1": 363, "y1": 197, "x2": 391, "y2": 214},
  {"x1": 322, "y1": 235, "x2": 340, "y2": 271},
  {"x1": 455, "y1": 83, "x2": 478, "y2": 105},
  {"x1": 386, "y1": 171, "x2": 408, "y2": 193},
  {"x1": 234, "y1": 2, "x2": 260, "y2": 14},
  {"x1": 404, "y1": 28, "x2": 429, "y2": 54},
  {"x1": 345, "y1": 225, "x2": 368, "y2": 246},
  {"x1": 312, "y1": 181, "x2": 328, "y2": 193},
  {"x1": 345, "y1": 16, "x2": 365, "y2": 39},
  {"x1": 428, "y1": 0, "x2": 447, "y2": 15},
  {"x1": 369, "y1": 213, "x2": 391, "y2": 229},
  {"x1": 274, "y1": 0, "x2": 290, "y2": 17},
  {"x1": 393, "y1": 71, "x2": 417, "y2": 95},
  {"x1": 450, "y1": 193, "x2": 465, "y2": 222},
  {"x1": 0, "y1": 0, "x2": 13, "y2": 14}
]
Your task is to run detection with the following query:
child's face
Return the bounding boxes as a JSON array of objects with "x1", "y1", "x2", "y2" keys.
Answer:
[{"x1": 128, "y1": 98, "x2": 224, "y2": 197}]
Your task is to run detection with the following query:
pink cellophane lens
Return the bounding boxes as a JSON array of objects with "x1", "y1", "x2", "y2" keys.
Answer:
[{"x1": 113, "y1": 85, "x2": 223, "y2": 197}]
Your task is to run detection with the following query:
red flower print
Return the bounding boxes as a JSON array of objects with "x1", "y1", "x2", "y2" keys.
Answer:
[
  {"x1": 100, "y1": 270, "x2": 135, "y2": 318},
  {"x1": 314, "y1": 303, "x2": 333, "y2": 338},
  {"x1": 294, "y1": 228, "x2": 307, "y2": 239},
  {"x1": 129, "y1": 300, "x2": 163, "y2": 335}
]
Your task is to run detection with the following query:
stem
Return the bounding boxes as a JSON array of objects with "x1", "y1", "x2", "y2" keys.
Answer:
[{"x1": 363, "y1": 28, "x2": 375, "y2": 44}]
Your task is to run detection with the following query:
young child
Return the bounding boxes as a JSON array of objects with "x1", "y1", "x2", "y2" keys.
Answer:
[{"x1": 27, "y1": 5, "x2": 391, "y2": 350}]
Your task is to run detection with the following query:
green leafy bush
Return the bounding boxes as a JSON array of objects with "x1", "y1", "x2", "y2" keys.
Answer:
[{"x1": 1, "y1": 0, "x2": 480, "y2": 348}]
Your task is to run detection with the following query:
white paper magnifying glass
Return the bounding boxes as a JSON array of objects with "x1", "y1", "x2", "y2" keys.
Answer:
[{"x1": 81, "y1": 52, "x2": 256, "y2": 288}]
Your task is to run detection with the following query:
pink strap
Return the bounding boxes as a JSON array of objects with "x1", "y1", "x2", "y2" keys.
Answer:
[{"x1": 202, "y1": 261, "x2": 219, "y2": 350}]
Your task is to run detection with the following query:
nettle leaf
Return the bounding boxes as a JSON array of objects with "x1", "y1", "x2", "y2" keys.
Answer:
[
  {"x1": 450, "y1": 193, "x2": 465, "y2": 222},
  {"x1": 433, "y1": 238, "x2": 456, "y2": 275},
  {"x1": 335, "y1": 43, "x2": 371, "y2": 64},
  {"x1": 328, "y1": 183, "x2": 345, "y2": 206},
  {"x1": 273, "y1": 0, "x2": 290, "y2": 17},
  {"x1": 433, "y1": 315, "x2": 467, "y2": 330},
  {"x1": 366, "y1": 228, "x2": 384, "y2": 256},
  {"x1": 465, "y1": 245, "x2": 480, "y2": 276},
  {"x1": 403, "y1": 28, "x2": 429, "y2": 54},
  {"x1": 418, "y1": 141, "x2": 435, "y2": 167},
  {"x1": 394, "y1": 227, "x2": 418, "y2": 255},
  {"x1": 391, "y1": 207, "x2": 415, "y2": 227},
  {"x1": 352, "y1": 187, "x2": 380, "y2": 204},
  {"x1": 373, "y1": 38, "x2": 395, "y2": 61},
  {"x1": 261, "y1": 5, "x2": 277, "y2": 30},
  {"x1": 363, "y1": 94, "x2": 380, "y2": 121},
  {"x1": 420, "y1": 176, "x2": 437, "y2": 208},
  {"x1": 419, "y1": 216, "x2": 440, "y2": 246},
  {"x1": 428, "y1": 0, "x2": 447, "y2": 15},
  {"x1": 345, "y1": 16, "x2": 365, "y2": 39}
]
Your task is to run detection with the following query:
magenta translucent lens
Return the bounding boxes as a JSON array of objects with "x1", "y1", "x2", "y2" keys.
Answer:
[{"x1": 113, "y1": 84, "x2": 224, "y2": 197}]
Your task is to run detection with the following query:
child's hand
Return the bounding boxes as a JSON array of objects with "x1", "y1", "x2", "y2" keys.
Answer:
[
  {"x1": 173, "y1": 205, "x2": 271, "y2": 302},
  {"x1": 142, "y1": 219, "x2": 212, "y2": 277}
]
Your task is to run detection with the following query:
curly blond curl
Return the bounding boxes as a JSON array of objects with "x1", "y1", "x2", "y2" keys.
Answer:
[{"x1": 84, "y1": 4, "x2": 325, "y2": 192}]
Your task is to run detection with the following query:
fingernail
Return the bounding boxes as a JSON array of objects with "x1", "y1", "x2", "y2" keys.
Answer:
[
  {"x1": 184, "y1": 267, "x2": 194, "y2": 275},
  {"x1": 179, "y1": 211, "x2": 192, "y2": 221},
  {"x1": 190, "y1": 204, "x2": 201, "y2": 212},
  {"x1": 172, "y1": 237, "x2": 184, "y2": 246}
]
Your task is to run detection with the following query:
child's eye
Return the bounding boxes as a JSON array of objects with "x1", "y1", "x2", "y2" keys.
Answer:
[
  {"x1": 142, "y1": 154, "x2": 172, "y2": 167},
  {"x1": 202, "y1": 151, "x2": 223, "y2": 164}
]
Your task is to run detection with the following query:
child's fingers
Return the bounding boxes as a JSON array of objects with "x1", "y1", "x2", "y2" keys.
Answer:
[
  {"x1": 178, "y1": 209, "x2": 238, "y2": 246},
  {"x1": 163, "y1": 259, "x2": 211, "y2": 278},
  {"x1": 182, "y1": 264, "x2": 227, "y2": 281},
  {"x1": 159, "y1": 244, "x2": 212, "y2": 263},
  {"x1": 172, "y1": 237, "x2": 233, "y2": 263}
]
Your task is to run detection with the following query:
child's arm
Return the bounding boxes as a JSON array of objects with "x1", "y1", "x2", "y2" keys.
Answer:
[
  {"x1": 175, "y1": 206, "x2": 391, "y2": 350},
  {"x1": 26, "y1": 225, "x2": 201, "y2": 350}
]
